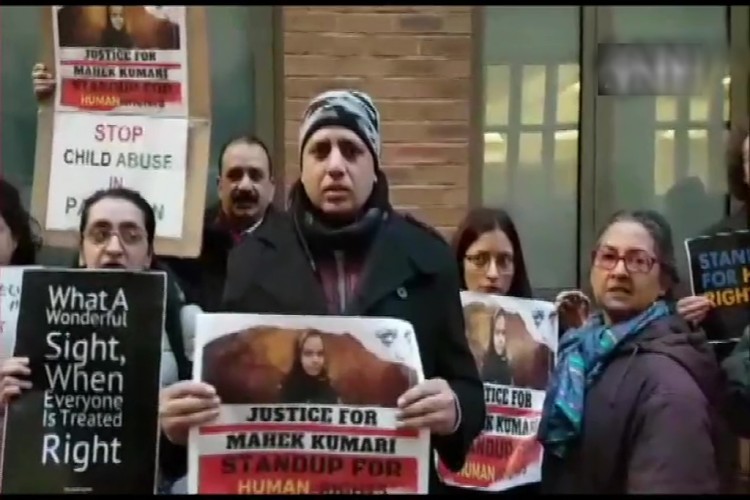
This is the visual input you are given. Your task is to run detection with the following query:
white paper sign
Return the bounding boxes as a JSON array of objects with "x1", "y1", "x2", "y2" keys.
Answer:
[
  {"x1": 0, "y1": 267, "x2": 39, "y2": 362},
  {"x1": 46, "y1": 113, "x2": 189, "y2": 238},
  {"x1": 436, "y1": 292, "x2": 559, "y2": 492}
]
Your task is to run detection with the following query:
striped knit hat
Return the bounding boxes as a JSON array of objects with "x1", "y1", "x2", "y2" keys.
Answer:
[{"x1": 298, "y1": 89, "x2": 382, "y2": 169}]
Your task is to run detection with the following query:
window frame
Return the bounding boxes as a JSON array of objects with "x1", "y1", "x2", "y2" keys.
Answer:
[{"x1": 472, "y1": 5, "x2": 750, "y2": 298}]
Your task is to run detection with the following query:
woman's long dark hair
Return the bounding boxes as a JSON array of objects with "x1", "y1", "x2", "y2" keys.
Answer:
[
  {"x1": 451, "y1": 207, "x2": 532, "y2": 298},
  {"x1": 481, "y1": 308, "x2": 513, "y2": 385},
  {"x1": 0, "y1": 179, "x2": 42, "y2": 266}
]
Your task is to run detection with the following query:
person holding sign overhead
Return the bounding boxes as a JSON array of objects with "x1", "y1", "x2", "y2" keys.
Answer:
[
  {"x1": 158, "y1": 89, "x2": 485, "y2": 493},
  {"x1": 0, "y1": 187, "x2": 194, "y2": 492}
]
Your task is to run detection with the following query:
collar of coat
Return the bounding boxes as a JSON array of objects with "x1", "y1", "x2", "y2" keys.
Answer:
[{"x1": 247, "y1": 208, "x2": 451, "y2": 314}]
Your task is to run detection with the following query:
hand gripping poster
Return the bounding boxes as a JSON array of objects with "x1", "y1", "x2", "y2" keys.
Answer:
[
  {"x1": 52, "y1": 5, "x2": 188, "y2": 116},
  {"x1": 188, "y1": 314, "x2": 431, "y2": 494},
  {"x1": 685, "y1": 230, "x2": 750, "y2": 351},
  {"x1": 0, "y1": 269, "x2": 167, "y2": 494},
  {"x1": 0, "y1": 266, "x2": 41, "y2": 484},
  {"x1": 436, "y1": 292, "x2": 558, "y2": 491}
]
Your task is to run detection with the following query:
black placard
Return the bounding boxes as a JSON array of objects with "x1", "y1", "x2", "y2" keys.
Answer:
[{"x1": 0, "y1": 269, "x2": 166, "y2": 494}]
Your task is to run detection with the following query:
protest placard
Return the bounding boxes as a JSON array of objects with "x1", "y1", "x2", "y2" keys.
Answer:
[
  {"x1": 685, "y1": 230, "x2": 750, "y2": 344},
  {"x1": 0, "y1": 267, "x2": 41, "y2": 486},
  {"x1": 0, "y1": 267, "x2": 42, "y2": 362},
  {"x1": 53, "y1": 5, "x2": 188, "y2": 116},
  {"x1": 0, "y1": 269, "x2": 166, "y2": 494},
  {"x1": 436, "y1": 292, "x2": 558, "y2": 492},
  {"x1": 31, "y1": 6, "x2": 212, "y2": 257},
  {"x1": 188, "y1": 313, "x2": 430, "y2": 494},
  {"x1": 46, "y1": 113, "x2": 188, "y2": 238}
]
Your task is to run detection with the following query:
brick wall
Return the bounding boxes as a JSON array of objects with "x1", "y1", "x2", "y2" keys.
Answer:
[{"x1": 282, "y1": 6, "x2": 474, "y2": 237}]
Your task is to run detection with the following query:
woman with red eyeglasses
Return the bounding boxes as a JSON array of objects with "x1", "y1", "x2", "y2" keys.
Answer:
[{"x1": 537, "y1": 209, "x2": 726, "y2": 494}]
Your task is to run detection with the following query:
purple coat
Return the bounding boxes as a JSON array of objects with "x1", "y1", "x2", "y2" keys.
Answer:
[{"x1": 541, "y1": 314, "x2": 727, "y2": 494}]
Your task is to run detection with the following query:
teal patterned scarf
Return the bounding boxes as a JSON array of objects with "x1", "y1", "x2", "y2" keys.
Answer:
[{"x1": 537, "y1": 300, "x2": 671, "y2": 458}]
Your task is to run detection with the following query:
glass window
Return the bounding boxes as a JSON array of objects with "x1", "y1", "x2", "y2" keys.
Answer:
[
  {"x1": 595, "y1": 6, "x2": 729, "y2": 281},
  {"x1": 482, "y1": 6, "x2": 581, "y2": 297},
  {"x1": 0, "y1": 6, "x2": 275, "y2": 263},
  {"x1": 206, "y1": 5, "x2": 262, "y2": 204},
  {"x1": 0, "y1": 7, "x2": 42, "y2": 208}
]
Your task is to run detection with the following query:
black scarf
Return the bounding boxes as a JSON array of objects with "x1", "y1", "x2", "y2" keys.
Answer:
[{"x1": 288, "y1": 171, "x2": 392, "y2": 253}]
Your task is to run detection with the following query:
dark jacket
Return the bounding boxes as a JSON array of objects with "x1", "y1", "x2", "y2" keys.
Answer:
[
  {"x1": 702, "y1": 206, "x2": 748, "y2": 236},
  {"x1": 151, "y1": 260, "x2": 193, "y2": 484},
  {"x1": 722, "y1": 326, "x2": 750, "y2": 438},
  {"x1": 541, "y1": 314, "x2": 725, "y2": 494},
  {"x1": 695, "y1": 207, "x2": 749, "y2": 493},
  {"x1": 221, "y1": 208, "x2": 485, "y2": 493},
  {"x1": 161, "y1": 204, "x2": 236, "y2": 312}
]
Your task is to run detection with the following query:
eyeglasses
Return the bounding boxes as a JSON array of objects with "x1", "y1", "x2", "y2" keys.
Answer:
[
  {"x1": 85, "y1": 225, "x2": 146, "y2": 246},
  {"x1": 592, "y1": 247, "x2": 657, "y2": 274},
  {"x1": 465, "y1": 252, "x2": 514, "y2": 273}
]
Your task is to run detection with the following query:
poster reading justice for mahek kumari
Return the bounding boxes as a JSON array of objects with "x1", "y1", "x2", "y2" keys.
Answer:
[
  {"x1": 189, "y1": 313, "x2": 431, "y2": 494},
  {"x1": 52, "y1": 5, "x2": 189, "y2": 116}
]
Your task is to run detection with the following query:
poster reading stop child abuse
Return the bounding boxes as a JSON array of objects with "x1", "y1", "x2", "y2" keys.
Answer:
[
  {"x1": 436, "y1": 292, "x2": 558, "y2": 492},
  {"x1": 189, "y1": 314, "x2": 430, "y2": 494},
  {"x1": 0, "y1": 269, "x2": 166, "y2": 494},
  {"x1": 45, "y1": 114, "x2": 188, "y2": 239}
]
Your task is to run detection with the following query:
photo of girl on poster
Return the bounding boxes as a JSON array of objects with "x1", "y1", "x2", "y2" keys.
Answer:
[
  {"x1": 481, "y1": 308, "x2": 514, "y2": 385},
  {"x1": 465, "y1": 300, "x2": 554, "y2": 392},
  {"x1": 279, "y1": 330, "x2": 341, "y2": 405},
  {"x1": 100, "y1": 5, "x2": 135, "y2": 48}
]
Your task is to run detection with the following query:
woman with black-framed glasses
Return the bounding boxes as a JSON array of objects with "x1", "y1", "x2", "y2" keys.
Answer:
[
  {"x1": 447, "y1": 207, "x2": 579, "y2": 496},
  {"x1": 537, "y1": 209, "x2": 725, "y2": 494},
  {"x1": 0, "y1": 187, "x2": 195, "y2": 493}
]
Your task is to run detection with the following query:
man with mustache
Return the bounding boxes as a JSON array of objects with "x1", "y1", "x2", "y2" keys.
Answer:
[
  {"x1": 158, "y1": 89, "x2": 485, "y2": 493},
  {"x1": 161, "y1": 134, "x2": 276, "y2": 311},
  {"x1": 31, "y1": 68, "x2": 277, "y2": 312}
]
